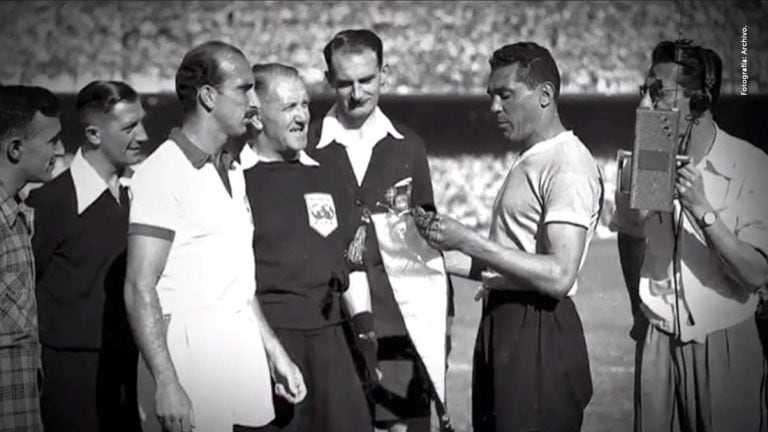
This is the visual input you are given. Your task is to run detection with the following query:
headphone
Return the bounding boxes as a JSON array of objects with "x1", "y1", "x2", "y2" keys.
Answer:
[{"x1": 673, "y1": 40, "x2": 717, "y2": 116}]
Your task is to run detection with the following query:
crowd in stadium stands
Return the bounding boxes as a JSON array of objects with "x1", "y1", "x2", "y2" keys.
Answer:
[
  {"x1": 1, "y1": 1, "x2": 762, "y2": 237},
  {"x1": 1, "y1": 1, "x2": 765, "y2": 95}
]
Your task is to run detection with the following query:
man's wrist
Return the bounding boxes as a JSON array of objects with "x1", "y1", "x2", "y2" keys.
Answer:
[
  {"x1": 692, "y1": 205, "x2": 717, "y2": 228},
  {"x1": 155, "y1": 369, "x2": 180, "y2": 387}
]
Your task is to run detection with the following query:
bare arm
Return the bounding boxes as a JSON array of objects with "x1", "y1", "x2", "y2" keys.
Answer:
[
  {"x1": 460, "y1": 222, "x2": 587, "y2": 299},
  {"x1": 124, "y1": 234, "x2": 194, "y2": 432},
  {"x1": 422, "y1": 215, "x2": 588, "y2": 299},
  {"x1": 250, "y1": 297, "x2": 307, "y2": 404}
]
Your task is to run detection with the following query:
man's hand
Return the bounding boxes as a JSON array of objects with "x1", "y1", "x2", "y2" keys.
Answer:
[
  {"x1": 268, "y1": 348, "x2": 307, "y2": 404},
  {"x1": 155, "y1": 378, "x2": 195, "y2": 432},
  {"x1": 675, "y1": 162, "x2": 712, "y2": 217},
  {"x1": 412, "y1": 208, "x2": 473, "y2": 251}
]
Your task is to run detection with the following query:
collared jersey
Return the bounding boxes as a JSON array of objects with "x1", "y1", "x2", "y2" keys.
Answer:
[
  {"x1": 487, "y1": 130, "x2": 603, "y2": 297},
  {"x1": 613, "y1": 124, "x2": 768, "y2": 342},
  {"x1": 129, "y1": 129, "x2": 257, "y2": 315},
  {"x1": 128, "y1": 128, "x2": 274, "y2": 429},
  {"x1": 244, "y1": 148, "x2": 352, "y2": 330}
]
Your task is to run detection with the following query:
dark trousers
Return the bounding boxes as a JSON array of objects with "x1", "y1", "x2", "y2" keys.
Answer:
[
  {"x1": 255, "y1": 324, "x2": 372, "y2": 432},
  {"x1": 372, "y1": 336, "x2": 432, "y2": 426},
  {"x1": 41, "y1": 345, "x2": 140, "y2": 432},
  {"x1": 472, "y1": 292, "x2": 592, "y2": 432}
]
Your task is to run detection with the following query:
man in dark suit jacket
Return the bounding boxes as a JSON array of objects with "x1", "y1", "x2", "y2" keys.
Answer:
[
  {"x1": 308, "y1": 29, "x2": 448, "y2": 432},
  {"x1": 27, "y1": 80, "x2": 148, "y2": 432}
]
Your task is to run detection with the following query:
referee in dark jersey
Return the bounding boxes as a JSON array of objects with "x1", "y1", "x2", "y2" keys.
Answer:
[{"x1": 242, "y1": 63, "x2": 371, "y2": 432}]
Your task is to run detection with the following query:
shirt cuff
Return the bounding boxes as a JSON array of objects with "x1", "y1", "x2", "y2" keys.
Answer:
[
  {"x1": 545, "y1": 210, "x2": 591, "y2": 229},
  {"x1": 128, "y1": 223, "x2": 175, "y2": 241}
]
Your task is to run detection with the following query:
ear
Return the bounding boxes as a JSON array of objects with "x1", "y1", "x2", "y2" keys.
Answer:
[
  {"x1": 84, "y1": 125, "x2": 101, "y2": 146},
  {"x1": 380, "y1": 63, "x2": 389, "y2": 87},
  {"x1": 5, "y1": 137, "x2": 23, "y2": 164},
  {"x1": 199, "y1": 85, "x2": 217, "y2": 112},
  {"x1": 538, "y1": 82, "x2": 555, "y2": 108}
]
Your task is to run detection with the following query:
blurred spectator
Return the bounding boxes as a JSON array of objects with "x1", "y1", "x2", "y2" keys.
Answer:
[{"x1": 1, "y1": 1, "x2": 765, "y2": 95}]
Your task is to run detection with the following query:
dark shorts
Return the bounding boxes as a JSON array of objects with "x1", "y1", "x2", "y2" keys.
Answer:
[
  {"x1": 372, "y1": 336, "x2": 431, "y2": 424},
  {"x1": 255, "y1": 324, "x2": 371, "y2": 432},
  {"x1": 472, "y1": 292, "x2": 592, "y2": 432}
]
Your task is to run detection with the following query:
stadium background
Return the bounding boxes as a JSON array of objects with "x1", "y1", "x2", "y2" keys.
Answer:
[{"x1": 3, "y1": 1, "x2": 767, "y2": 431}]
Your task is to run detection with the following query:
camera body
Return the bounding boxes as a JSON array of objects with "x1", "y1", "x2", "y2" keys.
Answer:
[{"x1": 617, "y1": 107, "x2": 689, "y2": 212}]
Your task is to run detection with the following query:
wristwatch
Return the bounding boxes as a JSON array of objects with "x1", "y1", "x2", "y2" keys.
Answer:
[{"x1": 699, "y1": 210, "x2": 717, "y2": 228}]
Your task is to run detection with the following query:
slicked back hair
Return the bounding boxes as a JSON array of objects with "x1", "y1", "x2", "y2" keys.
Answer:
[
  {"x1": 76, "y1": 80, "x2": 139, "y2": 120},
  {"x1": 0, "y1": 85, "x2": 60, "y2": 140},
  {"x1": 176, "y1": 40, "x2": 247, "y2": 114},
  {"x1": 251, "y1": 63, "x2": 302, "y2": 100},
  {"x1": 323, "y1": 29, "x2": 383, "y2": 76},
  {"x1": 489, "y1": 42, "x2": 561, "y2": 99}
]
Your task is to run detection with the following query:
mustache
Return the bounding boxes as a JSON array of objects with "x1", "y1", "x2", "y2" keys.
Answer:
[{"x1": 348, "y1": 98, "x2": 368, "y2": 108}]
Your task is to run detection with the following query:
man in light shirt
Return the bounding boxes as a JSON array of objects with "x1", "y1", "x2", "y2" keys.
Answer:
[
  {"x1": 124, "y1": 41, "x2": 305, "y2": 432},
  {"x1": 415, "y1": 42, "x2": 601, "y2": 432},
  {"x1": 612, "y1": 40, "x2": 768, "y2": 432}
]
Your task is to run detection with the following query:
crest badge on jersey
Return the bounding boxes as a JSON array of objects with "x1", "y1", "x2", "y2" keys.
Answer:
[{"x1": 304, "y1": 193, "x2": 338, "y2": 237}]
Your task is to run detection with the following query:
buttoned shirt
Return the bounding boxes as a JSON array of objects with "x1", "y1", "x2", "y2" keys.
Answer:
[
  {"x1": 612, "y1": 124, "x2": 768, "y2": 342},
  {"x1": 0, "y1": 179, "x2": 42, "y2": 431},
  {"x1": 0, "y1": 180, "x2": 37, "y2": 346},
  {"x1": 317, "y1": 105, "x2": 404, "y2": 185}
]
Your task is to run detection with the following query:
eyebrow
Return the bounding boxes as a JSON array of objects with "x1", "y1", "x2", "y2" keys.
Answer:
[
  {"x1": 122, "y1": 120, "x2": 139, "y2": 131},
  {"x1": 337, "y1": 73, "x2": 376, "y2": 84},
  {"x1": 486, "y1": 86, "x2": 513, "y2": 95},
  {"x1": 49, "y1": 131, "x2": 61, "y2": 144}
]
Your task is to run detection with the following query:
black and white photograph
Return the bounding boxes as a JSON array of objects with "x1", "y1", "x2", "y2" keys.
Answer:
[{"x1": 1, "y1": 1, "x2": 767, "y2": 431}]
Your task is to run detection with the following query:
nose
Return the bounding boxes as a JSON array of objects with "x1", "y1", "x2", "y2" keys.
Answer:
[
  {"x1": 247, "y1": 88, "x2": 259, "y2": 109},
  {"x1": 489, "y1": 95, "x2": 502, "y2": 114},
  {"x1": 351, "y1": 82, "x2": 363, "y2": 100},
  {"x1": 53, "y1": 139, "x2": 65, "y2": 156},
  {"x1": 295, "y1": 105, "x2": 309, "y2": 125},
  {"x1": 134, "y1": 122, "x2": 149, "y2": 143},
  {"x1": 639, "y1": 90, "x2": 653, "y2": 109}
]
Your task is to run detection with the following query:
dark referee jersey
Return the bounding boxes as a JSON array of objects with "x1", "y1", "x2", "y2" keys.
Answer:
[{"x1": 244, "y1": 151, "x2": 354, "y2": 330}]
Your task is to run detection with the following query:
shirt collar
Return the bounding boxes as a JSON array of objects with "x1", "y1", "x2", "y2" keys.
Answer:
[
  {"x1": 240, "y1": 143, "x2": 320, "y2": 170},
  {"x1": 0, "y1": 179, "x2": 32, "y2": 231},
  {"x1": 316, "y1": 105, "x2": 404, "y2": 149},
  {"x1": 170, "y1": 127, "x2": 213, "y2": 169},
  {"x1": 70, "y1": 149, "x2": 113, "y2": 215},
  {"x1": 519, "y1": 130, "x2": 576, "y2": 159}
]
